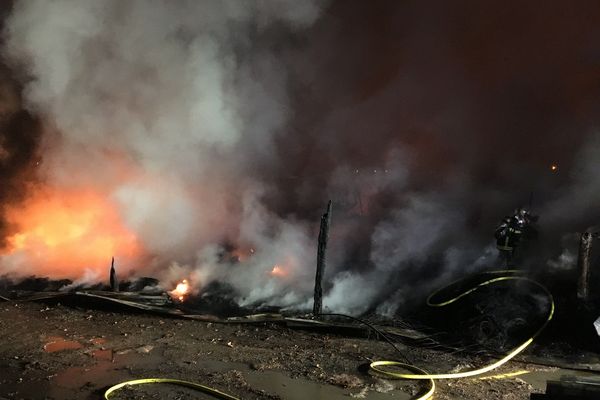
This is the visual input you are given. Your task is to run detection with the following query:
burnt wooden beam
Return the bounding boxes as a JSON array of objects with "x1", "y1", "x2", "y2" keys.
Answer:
[
  {"x1": 110, "y1": 256, "x2": 119, "y2": 292},
  {"x1": 577, "y1": 232, "x2": 593, "y2": 302},
  {"x1": 313, "y1": 200, "x2": 332, "y2": 316}
]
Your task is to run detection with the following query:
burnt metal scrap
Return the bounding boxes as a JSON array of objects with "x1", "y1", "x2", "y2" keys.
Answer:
[{"x1": 532, "y1": 375, "x2": 600, "y2": 400}]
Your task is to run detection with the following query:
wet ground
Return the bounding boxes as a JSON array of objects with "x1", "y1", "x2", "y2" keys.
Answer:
[{"x1": 0, "y1": 300, "x2": 595, "y2": 399}]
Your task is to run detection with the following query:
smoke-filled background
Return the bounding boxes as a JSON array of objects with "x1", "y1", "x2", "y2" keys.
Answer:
[{"x1": 1, "y1": 0, "x2": 600, "y2": 315}]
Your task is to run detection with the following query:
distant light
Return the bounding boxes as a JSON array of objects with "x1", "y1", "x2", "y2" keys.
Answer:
[{"x1": 550, "y1": 164, "x2": 558, "y2": 172}]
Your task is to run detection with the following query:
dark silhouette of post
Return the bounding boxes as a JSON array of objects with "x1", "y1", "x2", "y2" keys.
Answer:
[
  {"x1": 313, "y1": 200, "x2": 332, "y2": 316},
  {"x1": 577, "y1": 232, "x2": 593, "y2": 302},
  {"x1": 110, "y1": 257, "x2": 119, "y2": 292}
]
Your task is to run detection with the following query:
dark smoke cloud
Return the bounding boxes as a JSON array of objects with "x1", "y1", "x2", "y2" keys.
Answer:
[
  {"x1": 0, "y1": 2, "x2": 41, "y2": 249},
  {"x1": 267, "y1": 0, "x2": 600, "y2": 313},
  {"x1": 2, "y1": 0, "x2": 600, "y2": 315},
  {"x1": 276, "y1": 0, "x2": 600, "y2": 216}
]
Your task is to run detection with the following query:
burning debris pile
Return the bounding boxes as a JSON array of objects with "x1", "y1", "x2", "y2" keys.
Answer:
[{"x1": 170, "y1": 279, "x2": 190, "y2": 303}]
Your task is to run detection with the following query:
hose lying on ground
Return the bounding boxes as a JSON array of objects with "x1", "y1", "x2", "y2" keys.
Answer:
[
  {"x1": 370, "y1": 270, "x2": 554, "y2": 400},
  {"x1": 104, "y1": 313, "x2": 409, "y2": 400},
  {"x1": 104, "y1": 378, "x2": 240, "y2": 400},
  {"x1": 104, "y1": 270, "x2": 552, "y2": 400}
]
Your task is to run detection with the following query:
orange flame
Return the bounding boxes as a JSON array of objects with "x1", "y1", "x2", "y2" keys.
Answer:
[
  {"x1": 270, "y1": 265, "x2": 287, "y2": 277},
  {"x1": 170, "y1": 279, "x2": 190, "y2": 302},
  {"x1": 1, "y1": 186, "x2": 141, "y2": 278}
]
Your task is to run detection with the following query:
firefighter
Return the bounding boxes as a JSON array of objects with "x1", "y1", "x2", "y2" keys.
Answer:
[{"x1": 495, "y1": 207, "x2": 537, "y2": 266}]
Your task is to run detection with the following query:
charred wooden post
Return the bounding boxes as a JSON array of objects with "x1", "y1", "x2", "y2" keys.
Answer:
[
  {"x1": 577, "y1": 232, "x2": 593, "y2": 302},
  {"x1": 110, "y1": 257, "x2": 119, "y2": 292},
  {"x1": 313, "y1": 200, "x2": 332, "y2": 316}
]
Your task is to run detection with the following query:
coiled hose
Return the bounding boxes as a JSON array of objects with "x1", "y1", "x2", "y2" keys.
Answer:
[{"x1": 369, "y1": 270, "x2": 554, "y2": 400}]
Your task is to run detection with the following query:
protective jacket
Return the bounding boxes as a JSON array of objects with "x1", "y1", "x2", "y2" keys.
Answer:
[{"x1": 495, "y1": 216, "x2": 523, "y2": 252}]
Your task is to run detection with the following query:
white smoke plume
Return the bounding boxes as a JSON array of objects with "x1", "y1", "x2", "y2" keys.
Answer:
[
  {"x1": 0, "y1": 0, "x2": 325, "y2": 306},
  {"x1": 59, "y1": 268, "x2": 101, "y2": 292}
]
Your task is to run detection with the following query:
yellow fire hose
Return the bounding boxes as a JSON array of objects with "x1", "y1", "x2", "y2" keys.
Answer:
[
  {"x1": 105, "y1": 270, "x2": 552, "y2": 400},
  {"x1": 104, "y1": 378, "x2": 240, "y2": 399},
  {"x1": 370, "y1": 270, "x2": 555, "y2": 400}
]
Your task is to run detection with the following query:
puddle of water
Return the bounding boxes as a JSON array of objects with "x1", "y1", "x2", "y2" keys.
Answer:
[
  {"x1": 43, "y1": 339, "x2": 84, "y2": 353},
  {"x1": 44, "y1": 351, "x2": 409, "y2": 399},
  {"x1": 49, "y1": 352, "x2": 162, "y2": 399},
  {"x1": 53, "y1": 361, "x2": 118, "y2": 389},
  {"x1": 195, "y1": 359, "x2": 411, "y2": 399},
  {"x1": 34, "y1": 344, "x2": 600, "y2": 400},
  {"x1": 245, "y1": 369, "x2": 410, "y2": 400},
  {"x1": 92, "y1": 348, "x2": 113, "y2": 361}
]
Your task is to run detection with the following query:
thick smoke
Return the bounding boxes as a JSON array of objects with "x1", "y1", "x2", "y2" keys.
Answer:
[
  {"x1": 1, "y1": 0, "x2": 325, "y2": 301},
  {"x1": 0, "y1": 64, "x2": 41, "y2": 249},
  {"x1": 2, "y1": 0, "x2": 600, "y2": 316},
  {"x1": 281, "y1": 1, "x2": 600, "y2": 314}
]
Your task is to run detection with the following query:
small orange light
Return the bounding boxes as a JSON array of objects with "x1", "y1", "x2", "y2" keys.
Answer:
[{"x1": 550, "y1": 164, "x2": 558, "y2": 172}]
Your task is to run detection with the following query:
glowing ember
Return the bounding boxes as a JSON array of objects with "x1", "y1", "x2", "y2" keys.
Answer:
[
  {"x1": 550, "y1": 164, "x2": 558, "y2": 172},
  {"x1": 270, "y1": 265, "x2": 287, "y2": 277},
  {"x1": 170, "y1": 279, "x2": 190, "y2": 302},
  {"x1": 1, "y1": 187, "x2": 140, "y2": 278}
]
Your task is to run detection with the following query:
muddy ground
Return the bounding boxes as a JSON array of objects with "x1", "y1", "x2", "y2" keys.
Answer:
[{"x1": 0, "y1": 300, "x2": 584, "y2": 400}]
